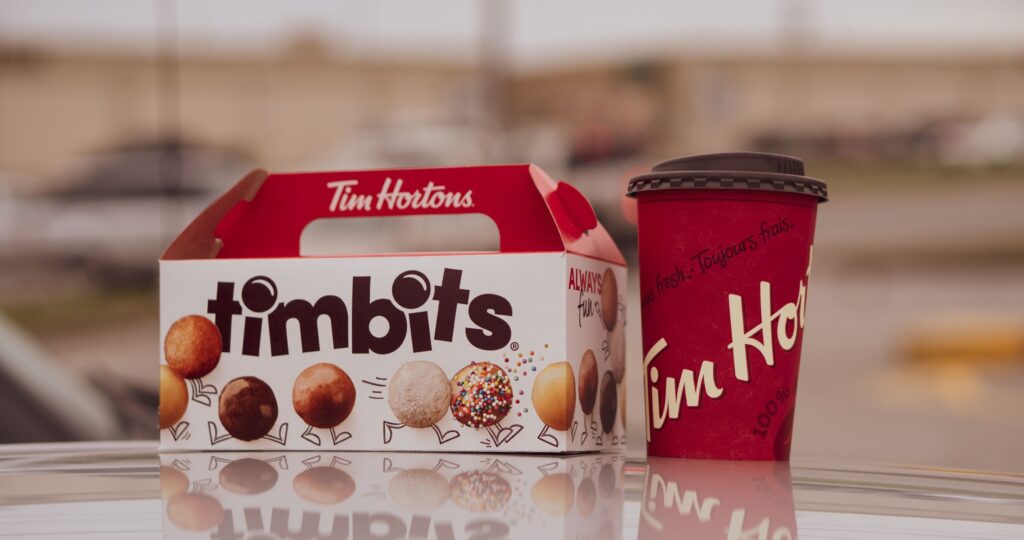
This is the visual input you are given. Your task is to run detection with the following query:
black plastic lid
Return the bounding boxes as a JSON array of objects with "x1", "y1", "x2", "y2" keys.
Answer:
[{"x1": 626, "y1": 152, "x2": 828, "y2": 202}]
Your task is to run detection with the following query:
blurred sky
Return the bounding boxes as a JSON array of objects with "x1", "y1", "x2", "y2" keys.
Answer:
[{"x1": 2, "y1": 0, "x2": 1023, "y2": 70}]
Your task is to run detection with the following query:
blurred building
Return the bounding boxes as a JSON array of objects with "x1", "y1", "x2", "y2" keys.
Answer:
[
  {"x1": 0, "y1": 39, "x2": 482, "y2": 191},
  {"x1": 509, "y1": 54, "x2": 1024, "y2": 164},
  {"x1": 2, "y1": 40, "x2": 1024, "y2": 193}
]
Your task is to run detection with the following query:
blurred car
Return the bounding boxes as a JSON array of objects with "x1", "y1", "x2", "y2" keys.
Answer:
[{"x1": 2, "y1": 139, "x2": 252, "y2": 284}]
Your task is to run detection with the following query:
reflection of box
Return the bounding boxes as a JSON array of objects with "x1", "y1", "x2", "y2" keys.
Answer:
[
  {"x1": 159, "y1": 165, "x2": 627, "y2": 452},
  {"x1": 159, "y1": 452, "x2": 626, "y2": 539}
]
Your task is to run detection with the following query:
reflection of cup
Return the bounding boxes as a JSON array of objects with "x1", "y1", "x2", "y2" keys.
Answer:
[
  {"x1": 639, "y1": 457, "x2": 797, "y2": 540},
  {"x1": 628, "y1": 153, "x2": 827, "y2": 460}
]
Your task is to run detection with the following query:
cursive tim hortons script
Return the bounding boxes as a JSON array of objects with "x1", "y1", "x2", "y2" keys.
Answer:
[
  {"x1": 327, "y1": 178, "x2": 474, "y2": 213},
  {"x1": 644, "y1": 250, "x2": 812, "y2": 440}
]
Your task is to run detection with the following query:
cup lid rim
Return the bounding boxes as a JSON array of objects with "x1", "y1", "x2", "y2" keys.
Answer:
[{"x1": 626, "y1": 169, "x2": 828, "y2": 202}]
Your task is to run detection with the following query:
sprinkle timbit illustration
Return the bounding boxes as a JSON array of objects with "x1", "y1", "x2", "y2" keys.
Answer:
[
  {"x1": 451, "y1": 363, "x2": 513, "y2": 428},
  {"x1": 450, "y1": 471, "x2": 512, "y2": 513}
]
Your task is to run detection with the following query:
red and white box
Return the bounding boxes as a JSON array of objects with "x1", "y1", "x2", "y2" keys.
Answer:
[{"x1": 159, "y1": 165, "x2": 627, "y2": 452}]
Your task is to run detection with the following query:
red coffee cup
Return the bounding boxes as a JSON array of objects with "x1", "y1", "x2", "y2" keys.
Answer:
[
  {"x1": 638, "y1": 457, "x2": 798, "y2": 540},
  {"x1": 627, "y1": 153, "x2": 827, "y2": 460}
]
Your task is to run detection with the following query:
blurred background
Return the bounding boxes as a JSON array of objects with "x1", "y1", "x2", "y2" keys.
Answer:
[{"x1": 1, "y1": 0, "x2": 1022, "y2": 470}]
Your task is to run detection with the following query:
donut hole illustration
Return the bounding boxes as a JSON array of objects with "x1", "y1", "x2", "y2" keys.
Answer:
[
  {"x1": 166, "y1": 493, "x2": 223, "y2": 531},
  {"x1": 159, "y1": 365, "x2": 188, "y2": 429},
  {"x1": 576, "y1": 477, "x2": 597, "y2": 517},
  {"x1": 164, "y1": 315, "x2": 222, "y2": 379},
  {"x1": 219, "y1": 376, "x2": 278, "y2": 441},
  {"x1": 450, "y1": 471, "x2": 511, "y2": 512},
  {"x1": 450, "y1": 362, "x2": 513, "y2": 428},
  {"x1": 293, "y1": 467, "x2": 356, "y2": 505},
  {"x1": 578, "y1": 350, "x2": 599, "y2": 416},
  {"x1": 389, "y1": 361, "x2": 451, "y2": 428},
  {"x1": 532, "y1": 362, "x2": 576, "y2": 431},
  {"x1": 292, "y1": 363, "x2": 356, "y2": 429},
  {"x1": 159, "y1": 466, "x2": 189, "y2": 500},
  {"x1": 388, "y1": 469, "x2": 450, "y2": 511},
  {"x1": 531, "y1": 473, "x2": 575, "y2": 516},
  {"x1": 219, "y1": 458, "x2": 279, "y2": 495},
  {"x1": 600, "y1": 268, "x2": 618, "y2": 331},
  {"x1": 598, "y1": 371, "x2": 617, "y2": 434}
]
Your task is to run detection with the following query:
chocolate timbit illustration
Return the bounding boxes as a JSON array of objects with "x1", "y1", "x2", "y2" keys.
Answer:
[
  {"x1": 598, "y1": 371, "x2": 617, "y2": 434},
  {"x1": 219, "y1": 376, "x2": 278, "y2": 441},
  {"x1": 450, "y1": 362, "x2": 513, "y2": 428},
  {"x1": 292, "y1": 363, "x2": 356, "y2": 429},
  {"x1": 159, "y1": 364, "x2": 188, "y2": 429},
  {"x1": 578, "y1": 350, "x2": 598, "y2": 415},
  {"x1": 449, "y1": 471, "x2": 511, "y2": 513},
  {"x1": 531, "y1": 473, "x2": 575, "y2": 516},
  {"x1": 533, "y1": 361, "x2": 576, "y2": 431},
  {"x1": 600, "y1": 268, "x2": 618, "y2": 331},
  {"x1": 164, "y1": 315, "x2": 222, "y2": 379},
  {"x1": 293, "y1": 467, "x2": 356, "y2": 505},
  {"x1": 389, "y1": 361, "x2": 451, "y2": 428},
  {"x1": 219, "y1": 458, "x2": 279, "y2": 495}
]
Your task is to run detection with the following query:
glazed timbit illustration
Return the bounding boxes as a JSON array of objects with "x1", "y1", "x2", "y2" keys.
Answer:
[
  {"x1": 389, "y1": 361, "x2": 452, "y2": 428},
  {"x1": 450, "y1": 362, "x2": 514, "y2": 428},
  {"x1": 531, "y1": 473, "x2": 576, "y2": 517},
  {"x1": 388, "y1": 469, "x2": 451, "y2": 511},
  {"x1": 578, "y1": 350, "x2": 598, "y2": 416},
  {"x1": 219, "y1": 376, "x2": 279, "y2": 441},
  {"x1": 159, "y1": 364, "x2": 188, "y2": 429},
  {"x1": 164, "y1": 314, "x2": 222, "y2": 379},
  {"x1": 532, "y1": 361, "x2": 576, "y2": 431},
  {"x1": 292, "y1": 363, "x2": 356, "y2": 429}
]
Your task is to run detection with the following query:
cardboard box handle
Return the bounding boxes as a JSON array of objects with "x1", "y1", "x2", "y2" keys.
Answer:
[{"x1": 212, "y1": 165, "x2": 581, "y2": 258}]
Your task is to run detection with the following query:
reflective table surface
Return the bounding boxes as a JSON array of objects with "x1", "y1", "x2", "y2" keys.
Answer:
[{"x1": 0, "y1": 441, "x2": 1021, "y2": 539}]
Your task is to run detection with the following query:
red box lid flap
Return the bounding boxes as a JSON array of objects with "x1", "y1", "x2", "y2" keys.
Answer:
[{"x1": 163, "y1": 164, "x2": 624, "y2": 265}]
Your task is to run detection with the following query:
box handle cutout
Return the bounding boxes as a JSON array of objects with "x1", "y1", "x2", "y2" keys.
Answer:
[{"x1": 299, "y1": 213, "x2": 500, "y2": 257}]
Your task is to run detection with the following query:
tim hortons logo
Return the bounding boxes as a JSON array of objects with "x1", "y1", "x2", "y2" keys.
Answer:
[
  {"x1": 327, "y1": 178, "x2": 475, "y2": 213},
  {"x1": 207, "y1": 268, "x2": 512, "y2": 356},
  {"x1": 644, "y1": 255, "x2": 811, "y2": 440}
]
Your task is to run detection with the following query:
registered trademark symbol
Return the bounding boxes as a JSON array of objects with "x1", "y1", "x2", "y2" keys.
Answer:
[{"x1": 510, "y1": 342, "x2": 519, "y2": 351}]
